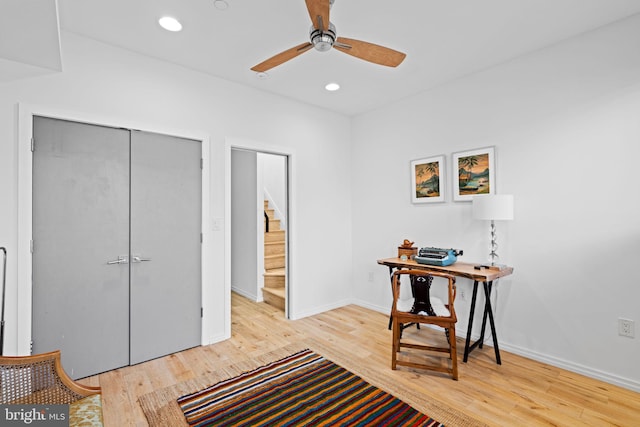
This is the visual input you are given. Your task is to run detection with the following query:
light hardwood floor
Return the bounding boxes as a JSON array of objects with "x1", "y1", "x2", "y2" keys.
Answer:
[{"x1": 81, "y1": 293, "x2": 640, "y2": 426}]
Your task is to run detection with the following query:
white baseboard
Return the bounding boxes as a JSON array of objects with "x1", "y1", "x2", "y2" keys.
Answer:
[
  {"x1": 231, "y1": 287, "x2": 258, "y2": 302},
  {"x1": 203, "y1": 331, "x2": 229, "y2": 346},
  {"x1": 499, "y1": 342, "x2": 640, "y2": 392},
  {"x1": 289, "y1": 298, "x2": 354, "y2": 320}
]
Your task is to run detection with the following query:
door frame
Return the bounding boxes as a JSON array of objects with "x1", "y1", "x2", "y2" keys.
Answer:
[
  {"x1": 16, "y1": 103, "x2": 213, "y2": 355},
  {"x1": 225, "y1": 138, "x2": 296, "y2": 331}
]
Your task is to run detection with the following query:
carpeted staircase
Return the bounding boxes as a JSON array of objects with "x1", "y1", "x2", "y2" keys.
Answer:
[{"x1": 263, "y1": 200, "x2": 285, "y2": 310}]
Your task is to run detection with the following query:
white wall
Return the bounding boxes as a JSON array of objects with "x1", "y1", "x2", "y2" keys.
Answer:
[
  {"x1": 0, "y1": 31, "x2": 353, "y2": 354},
  {"x1": 351, "y1": 14, "x2": 640, "y2": 390},
  {"x1": 260, "y1": 152, "x2": 287, "y2": 226}
]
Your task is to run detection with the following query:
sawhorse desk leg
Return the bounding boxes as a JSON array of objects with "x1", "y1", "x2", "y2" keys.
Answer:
[
  {"x1": 463, "y1": 280, "x2": 501, "y2": 364},
  {"x1": 387, "y1": 266, "x2": 394, "y2": 330}
]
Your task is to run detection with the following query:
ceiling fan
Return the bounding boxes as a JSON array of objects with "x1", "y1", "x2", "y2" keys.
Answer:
[{"x1": 251, "y1": 0, "x2": 406, "y2": 72}]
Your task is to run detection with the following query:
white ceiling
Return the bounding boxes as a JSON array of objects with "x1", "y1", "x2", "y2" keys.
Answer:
[
  {"x1": 5, "y1": 1, "x2": 640, "y2": 116},
  {"x1": 0, "y1": 0, "x2": 62, "y2": 81}
]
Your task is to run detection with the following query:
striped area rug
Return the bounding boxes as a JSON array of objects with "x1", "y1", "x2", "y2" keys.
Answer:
[{"x1": 177, "y1": 349, "x2": 442, "y2": 426}]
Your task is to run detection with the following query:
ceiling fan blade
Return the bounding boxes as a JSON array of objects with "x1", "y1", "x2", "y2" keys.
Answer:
[
  {"x1": 251, "y1": 42, "x2": 313, "y2": 72},
  {"x1": 334, "y1": 37, "x2": 406, "y2": 67},
  {"x1": 305, "y1": 0, "x2": 330, "y2": 31}
]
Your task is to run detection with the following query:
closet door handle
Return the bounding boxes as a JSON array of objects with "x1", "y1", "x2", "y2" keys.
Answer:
[
  {"x1": 107, "y1": 256, "x2": 128, "y2": 265},
  {"x1": 132, "y1": 256, "x2": 152, "y2": 263}
]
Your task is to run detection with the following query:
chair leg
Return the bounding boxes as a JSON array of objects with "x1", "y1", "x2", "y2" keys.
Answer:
[
  {"x1": 449, "y1": 325, "x2": 458, "y2": 380},
  {"x1": 391, "y1": 317, "x2": 400, "y2": 370}
]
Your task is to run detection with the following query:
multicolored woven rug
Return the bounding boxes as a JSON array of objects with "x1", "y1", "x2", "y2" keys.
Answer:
[{"x1": 177, "y1": 349, "x2": 443, "y2": 426}]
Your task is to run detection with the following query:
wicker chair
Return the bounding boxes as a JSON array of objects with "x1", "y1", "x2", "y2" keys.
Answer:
[
  {"x1": 391, "y1": 269, "x2": 459, "y2": 380},
  {"x1": 0, "y1": 350, "x2": 103, "y2": 425}
]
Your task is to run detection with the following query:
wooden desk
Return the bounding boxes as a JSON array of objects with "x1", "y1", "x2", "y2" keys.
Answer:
[{"x1": 377, "y1": 258, "x2": 514, "y2": 364}]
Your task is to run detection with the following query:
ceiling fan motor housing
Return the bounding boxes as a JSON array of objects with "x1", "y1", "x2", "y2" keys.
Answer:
[{"x1": 310, "y1": 22, "x2": 336, "y2": 52}]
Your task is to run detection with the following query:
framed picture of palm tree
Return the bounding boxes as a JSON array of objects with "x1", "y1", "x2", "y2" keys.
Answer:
[
  {"x1": 411, "y1": 155, "x2": 445, "y2": 203},
  {"x1": 452, "y1": 146, "x2": 495, "y2": 201}
]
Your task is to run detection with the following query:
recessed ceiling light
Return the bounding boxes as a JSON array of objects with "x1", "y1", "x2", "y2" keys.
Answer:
[
  {"x1": 158, "y1": 16, "x2": 182, "y2": 32},
  {"x1": 214, "y1": 0, "x2": 229, "y2": 10},
  {"x1": 325, "y1": 82, "x2": 340, "y2": 92},
  {"x1": 256, "y1": 72, "x2": 269, "y2": 80}
]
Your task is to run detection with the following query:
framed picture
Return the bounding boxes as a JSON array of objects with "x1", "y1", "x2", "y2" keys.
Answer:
[
  {"x1": 452, "y1": 146, "x2": 495, "y2": 201},
  {"x1": 411, "y1": 155, "x2": 445, "y2": 203}
]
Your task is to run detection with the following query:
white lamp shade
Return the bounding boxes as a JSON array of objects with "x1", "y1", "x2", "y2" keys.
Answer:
[{"x1": 472, "y1": 194, "x2": 514, "y2": 220}]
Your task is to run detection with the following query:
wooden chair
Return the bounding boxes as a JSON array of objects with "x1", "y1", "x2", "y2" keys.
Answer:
[
  {"x1": 391, "y1": 269, "x2": 459, "y2": 380},
  {"x1": 0, "y1": 350, "x2": 103, "y2": 425}
]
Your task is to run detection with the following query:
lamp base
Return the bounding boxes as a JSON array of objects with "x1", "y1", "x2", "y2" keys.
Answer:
[{"x1": 488, "y1": 220, "x2": 499, "y2": 265}]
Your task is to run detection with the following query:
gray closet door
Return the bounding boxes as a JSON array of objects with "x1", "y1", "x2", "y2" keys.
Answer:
[
  {"x1": 129, "y1": 130, "x2": 201, "y2": 365},
  {"x1": 32, "y1": 117, "x2": 131, "y2": 379},
  {"x1": 32, "y1": 118, "x2": 202, "y2": 378}
]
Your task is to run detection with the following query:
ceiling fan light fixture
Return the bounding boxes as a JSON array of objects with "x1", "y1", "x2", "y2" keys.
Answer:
[
  {"x1": 310, "y1": 23, "x2": 336, "y2": 52},
  {"x1": 158, "y1": 16, "x2": 182, "y2": 32}
]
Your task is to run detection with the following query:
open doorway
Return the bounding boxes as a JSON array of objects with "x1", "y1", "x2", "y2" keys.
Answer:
[{"x1": 230, "y1": 148, "x2": 289, "y2": 316}]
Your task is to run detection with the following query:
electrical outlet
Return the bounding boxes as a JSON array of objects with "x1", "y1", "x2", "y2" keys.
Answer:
[
  {"x1": 618, "y1": 318, "x2": 635, "y2": 338},
  {"x1": 459, "y1": 289, "x2": 466, "y2": 301}
]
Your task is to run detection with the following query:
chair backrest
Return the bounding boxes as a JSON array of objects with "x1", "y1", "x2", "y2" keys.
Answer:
[
  {"x1": 391, "y1": 269, "x2": 457, "y2": 322},
  {"x1": 0, "y1": 350, "x2": 100, "y2": 404},
  {"x1": 410, "y1": 274, "x2": 436, "y2": 315}
]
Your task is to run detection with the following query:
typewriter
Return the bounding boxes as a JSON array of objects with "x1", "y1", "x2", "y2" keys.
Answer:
[{"x1": 415, "y1": 247, "x2": 463, "y2": 267}]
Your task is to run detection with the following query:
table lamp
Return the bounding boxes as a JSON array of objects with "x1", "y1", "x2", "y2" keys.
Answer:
[{"x1": 472, "y1": 195, "x2": 514, "y2": 265}]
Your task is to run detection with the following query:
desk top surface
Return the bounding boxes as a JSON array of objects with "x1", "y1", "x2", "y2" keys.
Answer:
[{"x1": 377, "y1": 258, "x2": 514, "y2": 282}]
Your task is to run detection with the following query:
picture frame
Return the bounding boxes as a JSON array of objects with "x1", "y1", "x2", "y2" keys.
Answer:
[
  {"x1": 452, "y1": 146, "x2": 495, "y2": 201},
  {"x1": 411, "y1": 155, "x2": 445, "y2": 204}
]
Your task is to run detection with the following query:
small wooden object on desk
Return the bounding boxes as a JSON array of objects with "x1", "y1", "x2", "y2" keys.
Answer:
[
  {"x1": 398, "y1": 247, "x2": 417, "y2": 259},
  {"x1": 397, "y1": 239, "x2": 417, "y2": 259}
]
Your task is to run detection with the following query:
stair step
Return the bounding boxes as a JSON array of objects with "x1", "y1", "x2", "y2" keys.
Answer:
[
  {"x1": 264, "y1": 269, "x2": 285, "y2": 288},
  {"x1": 264, "y1": 230, "x2": 285, "y2": 243},
  {"x1": 264, "y1": 218, "x2": 281, "y2": 231},
  {"x1": 263, "y1": 287, "x2": 285, "y2": 310},
  {"x1": 264, "y1": 268, "x2": 285, "y2": 276},
  {"x1": 264, "y1": 254, "x2": 285, "y2": 270},
  {"x1": 265, "y1": 241, "x2": 285, "y2": 256},
  {"x1": 264, "y1": 276, "x2": 285, "y2": 288},
  {"x1": 265, "y1": 208, "x2": 275, "y2": 219}
]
